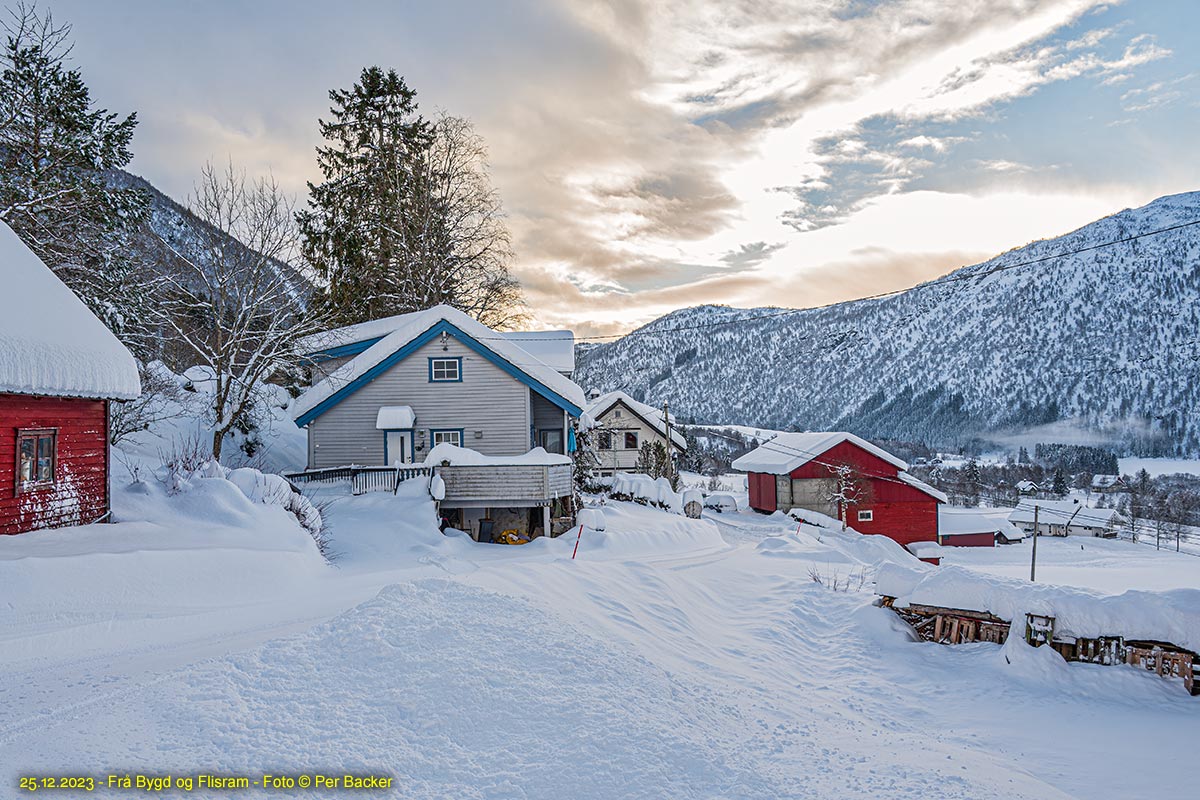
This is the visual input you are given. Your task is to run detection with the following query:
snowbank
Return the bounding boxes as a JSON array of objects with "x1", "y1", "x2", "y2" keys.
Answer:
[
  {"x1": 571, "y1": 503, "x2": 725, "y2": 560},
  {"x1": 423, "y1": 443, "x2": 571, "y2": 467},
  {"x1": 877, "y1": 563, "x2": 1200, "y2": 652},
  {"x1": 0, "y1": 222, "x2": 140, "y2": 399},
  {"x1": 0, "y1": 469, "x2": 327, "y2": 666}
]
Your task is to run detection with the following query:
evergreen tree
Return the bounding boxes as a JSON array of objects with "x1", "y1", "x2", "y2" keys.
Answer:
[
  {"x1": 1052, "y1": 467, "x2": 1068, "y2": 497},
  {"x1": 298, "y1": 68, "x2": 523, "y2": 327},
  {"x1": 298, "y1": 67, "x2": 430, "y2": 325},
  {"x1": 963, "y1": 458, "x2": 981, "y2": 506},
  {"x1": 0, "y1": 4, "x2": 150, "y2": 345},
  {"x1": 634, "y1": 441, "x2": 670, "y2": 480}
]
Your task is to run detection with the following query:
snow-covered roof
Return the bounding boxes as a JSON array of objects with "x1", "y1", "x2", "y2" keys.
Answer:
[
  {"x1": 898, "y1": 472, "x2": 949, "y2": 504},
  {"x1": 375, "y1": 406, "x2": 415, "y2": 430},
  {"x1": 422, "y1": 443, "x2": 570, "y2": 467},
  {"x1": 731, "y1": 431, "x2": 907, "y2": 475},
  {"x1": 586, "y1": 390, "x2": 687, "y2": 449},
  {"x1": 1007, "y1": 499, "x2": 1119, "y2": 527},
  {"x1": 1091, "y1": 474, "x2": 1122, "y2": 488},
  {"x1": 939, "y1": 508, "x2": 1023, "y2": 538},
  {"x1": 293, "y1": 305, "x2": 586, "y2": 424},
  {"x1": 497, "y1": 330, "x2": 574, "y2": 374},
  {"x1": 300, "y1": 310, "x2": 575, "y2": 374},
  {"x1": 0, "y1": 223, "x2": 139, "y2": 400}
]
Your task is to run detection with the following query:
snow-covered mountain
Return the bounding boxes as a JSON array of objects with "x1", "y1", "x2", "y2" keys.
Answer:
[
  {"x1": 576, "y1": 192, "x2": 1200, "y2": 456},
  {"x1": 110, "y1": 169, "x2": 314, "y2": 305}
]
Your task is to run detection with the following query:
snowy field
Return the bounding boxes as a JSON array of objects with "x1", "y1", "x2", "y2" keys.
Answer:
[
  {"x1": 939, "y1": 535, "x2": 1200, "y2": 594},
  {"x1": 1118, "y1": 456, "x2": 1200, "y2": 477},
  {"x1": 3, "y1": 469, "x2": 1198, "y2": 799}
]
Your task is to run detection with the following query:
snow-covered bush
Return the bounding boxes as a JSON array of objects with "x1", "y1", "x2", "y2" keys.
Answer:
[{"x1": 157, "y1": 458, "x2": 327, "y2": 556}]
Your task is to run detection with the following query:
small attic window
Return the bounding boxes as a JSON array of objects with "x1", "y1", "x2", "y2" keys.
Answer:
[
  {"x1": 429, "y1": 357, "x2": 462, "y2": 382},
  {"x1": 613, "y1": 409, "x2": 622, "y2": 418}
]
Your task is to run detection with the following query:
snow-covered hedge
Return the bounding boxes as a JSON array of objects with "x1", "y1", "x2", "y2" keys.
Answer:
[
  {"x1": 609, "y1": 473, "x2": 681, "y2": 513},
  {"x1": 171, "y1": 461, "x2": 323, "y2": 539}
]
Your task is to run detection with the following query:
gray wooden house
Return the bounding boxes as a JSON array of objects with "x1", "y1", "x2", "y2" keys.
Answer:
[{"x1": 292, "y1": 305, "x2": 585, "y2": 539}]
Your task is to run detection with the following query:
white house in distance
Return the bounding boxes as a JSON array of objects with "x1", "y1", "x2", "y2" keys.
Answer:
[
  {"x1": 585, "y1": 390, "x2": 687, "y2": 476},
  {"x1": 1007, "y1": 498, "x2": 1121, "y2": 537},
  {"x1": 292, "y1": 305, "x2": 585, "y2": 540}
]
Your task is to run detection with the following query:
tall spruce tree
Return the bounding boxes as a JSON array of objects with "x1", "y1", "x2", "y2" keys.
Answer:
[
  {"x1": 298, "y1": 67, "x2": 523, "y2": 328},
  {"x1": 298, "y1": 67, "x2": 431, "y2": 325},
  {"x1": 0, "y1": 4, "x2": 150, "y2": 345}
]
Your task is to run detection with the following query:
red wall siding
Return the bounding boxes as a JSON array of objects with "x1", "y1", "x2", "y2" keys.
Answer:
[
  {"x1": 940, "y1": 532, "x2": 996, "y2": 548},
  {"x1": 0, "y1": 393, "x2": 109, "y2": 535},
  {"x1": 791, "y1": 441, "x2": 939, "y2": 545},
  {"x1": 851, "y1": 499, "x2": 939, "y2": 545},
  {"x1": 748, "y1": 472, "x2": 777, "y2": 512}
]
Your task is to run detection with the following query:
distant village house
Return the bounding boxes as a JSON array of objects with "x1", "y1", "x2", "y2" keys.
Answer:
[
  {"x1": 584, "y1": 390, "x2": 687, "y2": 476},
  {"x1": 1007, "y1": 499, "x2": 1120, "y2": 537}
]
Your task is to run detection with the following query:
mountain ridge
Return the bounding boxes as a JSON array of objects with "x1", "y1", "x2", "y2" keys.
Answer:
[{"x1": 576, "y1": 191, "x2": 1200, "y2": 456}]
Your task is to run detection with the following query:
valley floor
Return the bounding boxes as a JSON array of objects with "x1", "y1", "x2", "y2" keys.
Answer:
[{"x1": 2, "y1": 486, "x2": 1197, "y2": 799}]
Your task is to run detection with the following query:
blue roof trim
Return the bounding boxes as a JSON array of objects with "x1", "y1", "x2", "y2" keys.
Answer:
[
  {"x1": 306, "y1": 337, "x2": 383, "y2": 363},
  {"x1": 295, "y1": 319, "x2": 582, "y2": 427}
]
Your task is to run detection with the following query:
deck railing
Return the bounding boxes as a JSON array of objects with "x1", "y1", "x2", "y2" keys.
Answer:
[{"x1": 283, "y1": 465, "x2": 431, "y2": 495}]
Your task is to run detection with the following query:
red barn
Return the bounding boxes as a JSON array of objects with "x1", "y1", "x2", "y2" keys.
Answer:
[
  {"x1": 0, "y1": 223, "x2": 140, "y2": 535},
  {"x1": 732, "y1": 432, "x2": 945, "y2": 548}
]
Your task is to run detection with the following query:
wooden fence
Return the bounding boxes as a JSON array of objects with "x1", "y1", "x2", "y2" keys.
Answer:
[
  {"x1": 284, "y1": 465, "x2": 431, "y2": 495},
  {"x1": 881, "y1": 598, "x2": 1198, "y2": 696}
]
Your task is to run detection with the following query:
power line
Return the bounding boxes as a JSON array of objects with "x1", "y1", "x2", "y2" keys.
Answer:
[{"x1": 463, "y1": 215, "x2": 1200, "y2": 344}]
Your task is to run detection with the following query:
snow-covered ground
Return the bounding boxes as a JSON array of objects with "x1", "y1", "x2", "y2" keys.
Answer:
[
  {"x1": 1118, "y1": 456, "x2": 1200, "y2": 477},
  {"x1": 939, "y1": 535, "x2": 1200, "y2": 594},
  {"x1": 4, "y1": 471, "x2": 1198, "y2": 798}
]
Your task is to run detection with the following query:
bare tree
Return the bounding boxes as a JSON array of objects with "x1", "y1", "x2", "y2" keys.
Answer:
[
  {"x1": 397, "y1": 113, "x2": 526, "y2": 329},
  {"x1": 156, "y1": 161, "x2": 328, "y2": 461},
  {"x1": 108, "y1": 362, "x2": 186, "y2": 445},
  {"x1": 824, "y1": 463, "x2": 873, "y2": 530}
]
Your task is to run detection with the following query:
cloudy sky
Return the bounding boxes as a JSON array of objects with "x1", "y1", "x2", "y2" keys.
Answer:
[{"x1": 51, "y1": 0, "x2": 1200, "y2": 337}]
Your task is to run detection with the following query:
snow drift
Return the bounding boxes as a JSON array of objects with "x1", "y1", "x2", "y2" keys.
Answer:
[{"x1": 878, "y1": 563, "x2": 1200, "y2": 652}]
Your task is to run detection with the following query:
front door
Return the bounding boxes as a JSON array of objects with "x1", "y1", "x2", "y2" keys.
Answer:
[{"x1": 385, "y1": 431, "x2": 412, "y2": 465}]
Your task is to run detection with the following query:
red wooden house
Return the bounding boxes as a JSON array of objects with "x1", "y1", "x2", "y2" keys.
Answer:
[
  {"x1": 732, "y1": 432, "x2": 946, "y2": 547},
  {"x1": 0, "y1": 224, "x2": 140, "y2": 535}
]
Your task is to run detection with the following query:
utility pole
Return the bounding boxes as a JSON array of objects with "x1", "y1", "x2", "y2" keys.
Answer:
[
  {"x1": 663, "y1": 400, "x2": 673, "y2": 481},
  {"x1": 1030, "y1": 505, "x2": 1039, "y2": 582}
]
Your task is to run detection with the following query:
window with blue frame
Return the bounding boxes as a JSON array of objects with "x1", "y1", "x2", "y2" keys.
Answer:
[
  {"x1": 428, "y1": 357, "x2": 462, "y2": 382},
  {"x1": 431, "y1": 429, "x2": 463, "y2": 447}
]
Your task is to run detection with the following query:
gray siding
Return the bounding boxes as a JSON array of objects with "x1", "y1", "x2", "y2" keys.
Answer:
[
  {"x1": 306, "y1": 333, "x2": 533, "y2": 468},
  {"x1": 531, "y1": 393, "x2": 564, "y2": 437}
]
